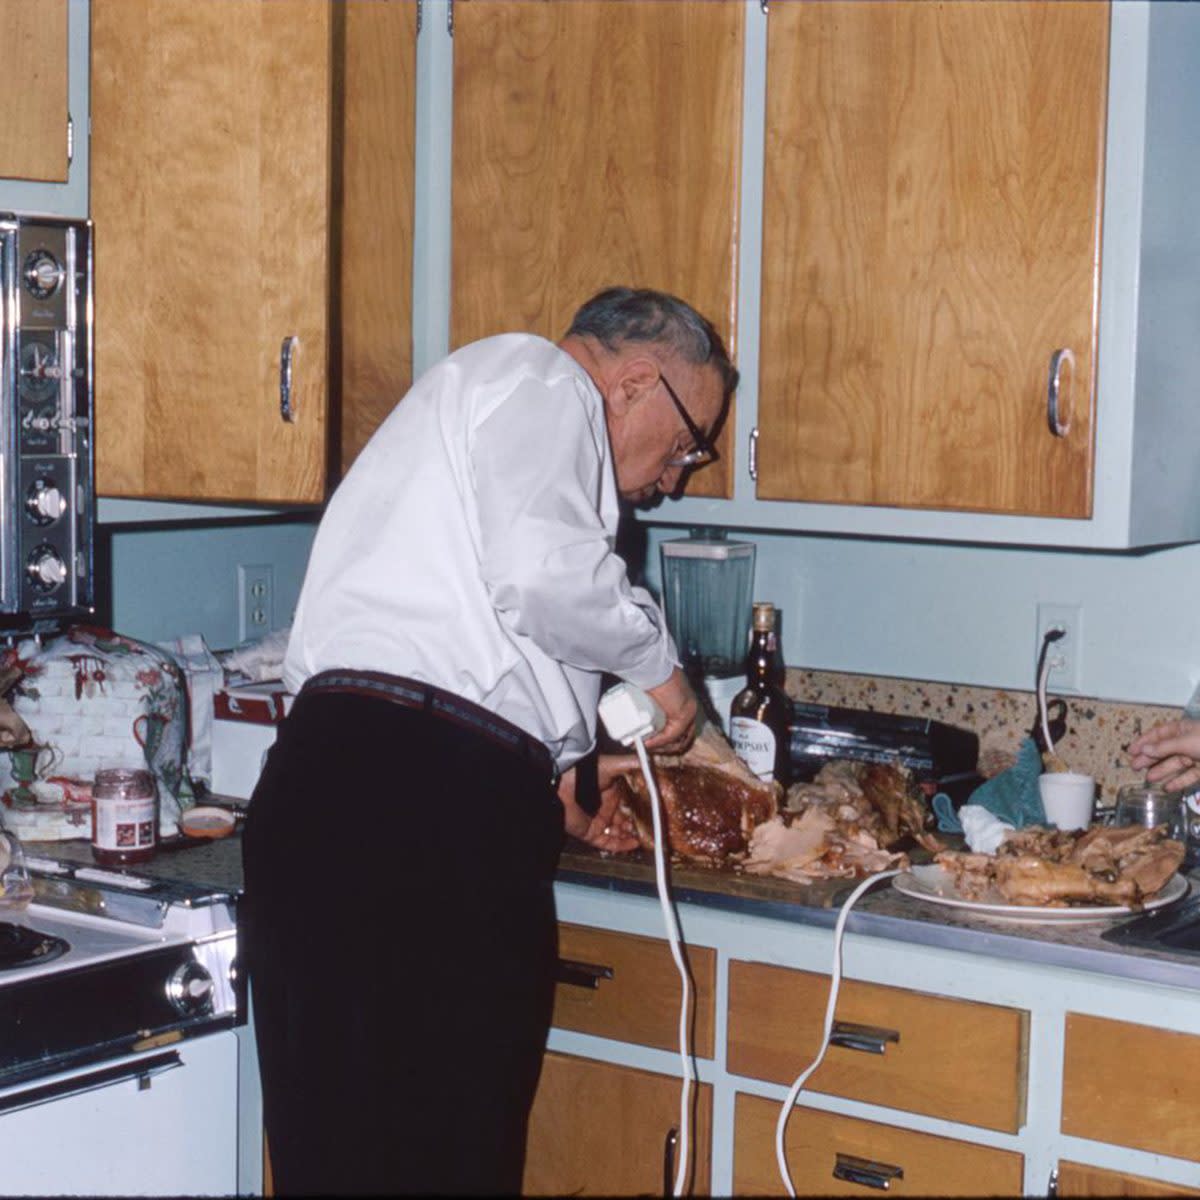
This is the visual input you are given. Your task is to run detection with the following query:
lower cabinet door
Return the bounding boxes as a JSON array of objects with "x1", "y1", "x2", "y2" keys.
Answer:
[
  {"x1": 523, "y1": 1051, "x2": 712, "y2": 1196},
  {"x1": 733, "y1": 1093, "x2": 1024, "y2": 1197},
  {"x1": 1056, "y1": 1161, "x2": 1200, "y2": 1197}
]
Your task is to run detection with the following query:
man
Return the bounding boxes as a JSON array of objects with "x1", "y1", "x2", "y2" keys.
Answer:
[{"x1": 241, "y1": 287, "x2": 737, "y2": 1195}]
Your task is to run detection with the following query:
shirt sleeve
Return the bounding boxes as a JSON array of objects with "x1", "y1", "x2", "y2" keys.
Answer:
[{"x1": 471, "y1": 373, "x2": 677, "y2": 691}]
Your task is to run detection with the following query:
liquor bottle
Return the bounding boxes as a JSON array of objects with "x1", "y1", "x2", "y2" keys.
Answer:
[{"x1": 730, "y1": 602, "x2": 791, "y2": 785}]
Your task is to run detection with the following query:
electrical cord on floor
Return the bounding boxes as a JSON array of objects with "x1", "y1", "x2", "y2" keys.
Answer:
[
  {"x1": 633, "y1": 731, "x2": 694, "y2": 1198},
  {"x1": 774, "y1": 867, "x2": 903, "y2": 1198}
]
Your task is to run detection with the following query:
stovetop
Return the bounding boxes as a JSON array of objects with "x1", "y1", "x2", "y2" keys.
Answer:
[{"x1": 0, "y1": 857, "x2": 239, "y2": 1088}]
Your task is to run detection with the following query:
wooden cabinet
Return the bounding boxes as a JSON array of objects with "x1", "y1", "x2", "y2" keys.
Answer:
[
  {"x1": 450, "y1": 0, "x2": 744, "y2": 499},
  {"x1": 524, "y1": 1052, "x2": 712, "y2": 1196},
  {"x1": 757, "y1": 0, "x2": 1108, "y2": 518},
  {"x1": 727, "y1": 960, "x2": 1028, "y2": 1133},
  {"x1": 553, "y1": 923, "x2": 716, "y2": 1056},
  {"x1": 0, "y1": 0, "x2": 69, "y2": 184},
  {"x1": 733, "y1": 1093, "x2": 1024, "y2": 1197},
  {"x1": 1061, "y1": 1013, "x2": 1200, "y2": 1162},
  {"x1": 1055, "y1": 1161, "x2": 1200, "y2": 1197},
  {"x1": 91, "y1": 0, "x2": 415, "y2": 502}
]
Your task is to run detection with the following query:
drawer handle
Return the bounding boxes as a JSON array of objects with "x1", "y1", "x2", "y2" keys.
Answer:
[
  {"x1": 833, "y1": 1152, "x2": 904, "y2": 1191},
  {"x1": 662, "y1": 1125, "x2": 678, "y2": 1197},
  {"x1": 555, "y1": 957, "x2": 614, "y2": 990},
  {"x1": 829, "y1": 1020, "x2": 900, "y2": 1055}
]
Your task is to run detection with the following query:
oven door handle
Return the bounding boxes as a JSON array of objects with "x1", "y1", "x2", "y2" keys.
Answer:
[{"x1": 0, "y1": 1050, "x2": 183, "y2": 1117}]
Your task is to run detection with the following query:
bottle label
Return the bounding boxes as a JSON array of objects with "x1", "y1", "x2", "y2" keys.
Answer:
[
  {"x1": 93, "y1": 795, "x2": 157, "y2": 852},
  {"x1": 731, "y1": 716, "x2": 777, "y2": 782}
]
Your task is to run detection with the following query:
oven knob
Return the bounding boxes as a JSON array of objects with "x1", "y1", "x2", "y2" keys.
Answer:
[
  {"x1": 166, "y1": 961, "x2": 215, "y2": 1017},
  {"x1": 26, "y1": 480, "x2": 67, "y2": 525},
  {"x1": 22, "y1": 250, "x2": 65, "y2": 299},
  {"x1": 26, "y1": 545, "x2": 67, "y2": 591}
]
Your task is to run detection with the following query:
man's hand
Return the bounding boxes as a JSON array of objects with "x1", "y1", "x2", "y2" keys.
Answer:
[
  {"x1": 1128, "y1": 718, "x2": 1200, "y2": 792},
  {"x1": 643, "y1": 667, "x2": 698, "y2": 757},
  {"x1": 557, "y1": 760, "x2": 639, "y2": 853}
]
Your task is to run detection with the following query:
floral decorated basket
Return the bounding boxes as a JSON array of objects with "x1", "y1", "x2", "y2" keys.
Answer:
[{"x1": 0, "y1": 626, "x2": 194, "y2": 841}]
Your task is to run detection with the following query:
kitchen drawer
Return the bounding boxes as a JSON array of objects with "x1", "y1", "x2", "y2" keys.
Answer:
[
  {"x1": 1062, "y1": 1014, "x2": 1200, "y2": 1160},
  {"x1": 727, "y1": 961, "x2": 1028, "y2": 1132},
  {"x1": 1056, "y1": 1161, "x2": 1200, "y2": 1197},
  {"x1": 552, "y1": 924, "x2": 716, "y2": 1057},
  {"x1": 733, "y1": 1093, "x2": 1025, "y2": 1197}
]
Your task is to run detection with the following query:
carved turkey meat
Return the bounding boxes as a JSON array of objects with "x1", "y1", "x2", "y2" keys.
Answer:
[{"x1": 610, "y1": 719, "x2": 780, "y2": 864}]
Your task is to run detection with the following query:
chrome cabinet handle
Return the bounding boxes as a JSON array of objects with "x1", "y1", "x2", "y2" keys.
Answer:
[
  {"x1": 829, "y1": 1020, "x2": 900, "y2": 1056},
  {"x1": 554, "y1": 957, "x2": 614, "y2": 990},
  {"x1": 832, "y1": 1152, "x2": 904, "y2": 1191},
  {"x1": 279, "y1": 335, "x2": 298, "y2": 423},
  {"x1": 1047, "y1": 347, "x2": 1075, "y2": 437},
  {"x1": 749, "y1": 426, "x2": 759, "y2": 481},
  {"x1": 662, "y1": 1125, "x2": 678, "y2": 1197}
]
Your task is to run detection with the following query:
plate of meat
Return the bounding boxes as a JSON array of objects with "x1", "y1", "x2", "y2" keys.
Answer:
[{"x1": 894, "y1": 823, "x2": 1190, "y2": 922}]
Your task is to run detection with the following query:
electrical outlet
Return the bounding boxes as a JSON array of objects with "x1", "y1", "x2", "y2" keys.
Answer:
[
  {"x1": 1035, "y1": 602, "x2": 1082, "y2": 692},
  {"x1": 237, "y1": 563, "x2": 274, "y2": 643}
]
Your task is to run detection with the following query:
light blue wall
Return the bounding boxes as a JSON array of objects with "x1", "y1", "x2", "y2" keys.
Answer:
[
  {"x1": 103, "y1": 514, "x2": 1200, "y2": 708},
  {"x1": 108, "y1": 519, "x2": 317, "y2": 651},
  {"x1": 642, "y1": 524, "x2": 1200, "y2": 710}
]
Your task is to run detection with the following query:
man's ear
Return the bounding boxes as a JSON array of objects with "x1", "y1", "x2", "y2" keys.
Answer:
[{"x1": 609, "y1": 354, "x2": 661, "y2": 416}]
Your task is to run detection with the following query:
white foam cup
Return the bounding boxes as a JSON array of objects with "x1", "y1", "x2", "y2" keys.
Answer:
[{"x1": 1038, "y1": 772, "x2": 1095, "y2": 831}]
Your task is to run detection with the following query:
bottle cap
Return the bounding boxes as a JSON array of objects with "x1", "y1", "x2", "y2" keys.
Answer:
[{"x1": 752, "y1": 602, "x2": 776, "y2": 632}]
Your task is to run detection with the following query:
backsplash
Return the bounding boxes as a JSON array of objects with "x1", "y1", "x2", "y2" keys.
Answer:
[{"x1": 785, "y1": 669, "x2": 1184, "y2": 806}]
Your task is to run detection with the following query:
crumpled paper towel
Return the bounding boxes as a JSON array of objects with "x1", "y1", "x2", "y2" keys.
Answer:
[
  {"x1": 932, "y1": 736, "x2": 1046, "y2": 835},
  {"x1": 957, "y1": 805, "x2": 1014, "y2": 854}
]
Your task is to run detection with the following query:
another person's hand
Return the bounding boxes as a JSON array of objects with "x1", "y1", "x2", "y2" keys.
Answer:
[
  {"x1": 1128, "y1": 718, "x2": 1200, "y2": 792},
  {"x1": 557, "y1": 759, "x2": 640, "y2": 853},
  {"x1": 643, "y1": 667, "x2": 698, "y2": 756}
]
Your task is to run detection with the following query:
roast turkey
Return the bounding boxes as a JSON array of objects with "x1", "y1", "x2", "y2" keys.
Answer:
[{"x1": 609, "y1": 719, "x2": 780, "y2": 864}]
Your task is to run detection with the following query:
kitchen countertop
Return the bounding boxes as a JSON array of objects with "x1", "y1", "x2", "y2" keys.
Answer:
[{"x1": 26, "y1": 830, "x2": 1200, "y2": 992}]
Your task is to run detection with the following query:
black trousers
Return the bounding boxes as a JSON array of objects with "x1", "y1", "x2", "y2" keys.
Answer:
[{"x1": 241, "y1": 690, "x2": 564, "y2": 1196}]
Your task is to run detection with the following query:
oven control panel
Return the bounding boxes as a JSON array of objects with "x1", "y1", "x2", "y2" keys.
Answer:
[{"x1": 0, "y1": 215, "x2": 94, "y2": 627}]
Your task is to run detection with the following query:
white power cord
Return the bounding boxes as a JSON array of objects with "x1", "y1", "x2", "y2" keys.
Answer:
[
  {"x1": 598, "y1": 684, "x2": 693, "y2": 1197},
  {"x1": 774, "y1": 867, "x2": 902, "y2": 1197},
  {"x1": 1037, "y1": 628, "x2": 1066, "y2": 760}
]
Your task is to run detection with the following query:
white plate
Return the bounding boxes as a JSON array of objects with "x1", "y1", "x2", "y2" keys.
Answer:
[{"x1": 893, "y1": 864, "x2": 1190, "y2": 923}]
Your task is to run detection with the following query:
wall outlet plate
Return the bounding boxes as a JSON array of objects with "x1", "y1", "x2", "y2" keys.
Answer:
[
  {"x1": 1035, "y1": 602, "x2": 1082, "y2": 693},
  {"x1": 237, "y1": 563, "x2": 274, "y2": 643}
]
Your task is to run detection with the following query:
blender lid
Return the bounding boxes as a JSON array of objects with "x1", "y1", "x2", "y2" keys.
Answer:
[{"x1": 661, "y1": 537, "x2": 755, "y2": 560}]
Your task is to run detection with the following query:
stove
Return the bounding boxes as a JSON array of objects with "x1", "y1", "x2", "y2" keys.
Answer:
[
  {"x1": 0, "y1": 857, "x2": 245, "y2": 1195},
  {"x1": 0, "y1": 859, "x2": 238, "y2": 1085}
]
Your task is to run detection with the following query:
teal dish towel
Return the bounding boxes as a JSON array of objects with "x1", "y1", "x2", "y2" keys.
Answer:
[{"x1": 932, "y1": 737, "x2": 1047, "y2": 833}]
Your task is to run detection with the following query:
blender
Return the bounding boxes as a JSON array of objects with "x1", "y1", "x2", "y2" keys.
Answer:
[{"x1": 660, "y1": 529, "x2": 756, "y2": 734}]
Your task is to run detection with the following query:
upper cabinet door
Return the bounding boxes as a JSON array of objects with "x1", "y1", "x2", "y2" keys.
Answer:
[
  {"x1": 91, "y1": 0, "x2": 332, "y2": 504},
  {"x1": 0, "y1": 0, "x2": 69, "y2": 183},
  {"x1": 450, "y1": 0, "x2": 744, "y2": 499},
  {"x1": 338, "y1": 0, "x2": 417, "y2": 475},
  {"x1": 758, "y1": 1, "x2": 1108, "y2": 517}
]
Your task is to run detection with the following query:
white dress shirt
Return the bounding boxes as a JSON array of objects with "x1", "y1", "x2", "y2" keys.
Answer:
[{"x1": 284, "y1": 334, "x2": 677, "y2": 770}]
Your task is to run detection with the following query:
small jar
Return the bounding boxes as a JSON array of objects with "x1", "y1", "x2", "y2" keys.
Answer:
[
  {"x1": 91, "y1": 767, "x2": 158, "y2": 866},
  {"x1": 1113, "y1": 784, "x2": 1187, "y2": 843}
]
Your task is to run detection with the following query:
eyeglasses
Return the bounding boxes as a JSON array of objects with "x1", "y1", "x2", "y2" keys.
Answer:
[{"x1": 660, "y1": 373, "x2": 718, "y2": 468}]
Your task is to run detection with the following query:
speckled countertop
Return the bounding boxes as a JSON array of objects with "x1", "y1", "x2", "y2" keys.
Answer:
[
  {"x1": 786, "y1": 668, "x2": 1183, "y2": 804},
  {"x1": 46, "y1": 821, "x2": 1198, "y2": 994},
  {"x1": 557, "y1": 845, "x2": 1200, "y2": 992}
]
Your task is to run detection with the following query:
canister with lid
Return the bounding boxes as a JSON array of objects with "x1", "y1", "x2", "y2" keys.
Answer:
[{"x1": 91, "y1": 767, "x2": 158, "y2": 866}]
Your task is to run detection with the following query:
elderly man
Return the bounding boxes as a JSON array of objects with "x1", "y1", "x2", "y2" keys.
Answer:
[{"x1": 241, "y1": 287, "x2": 737, "y2": 1195}]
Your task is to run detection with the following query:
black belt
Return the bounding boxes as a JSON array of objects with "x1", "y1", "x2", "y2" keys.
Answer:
[{"x1": 300, "y1": 669, "x2": 559, "y2": 786}]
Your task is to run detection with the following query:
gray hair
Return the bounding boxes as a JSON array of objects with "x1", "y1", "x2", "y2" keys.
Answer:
[{"x1": 567, "y1": 287, "x2": 738, "y2": 395}]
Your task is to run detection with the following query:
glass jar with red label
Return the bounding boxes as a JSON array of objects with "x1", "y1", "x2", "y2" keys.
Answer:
[{"x1": 92, "y1": 767, "x2": 158, "y2": 866}]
